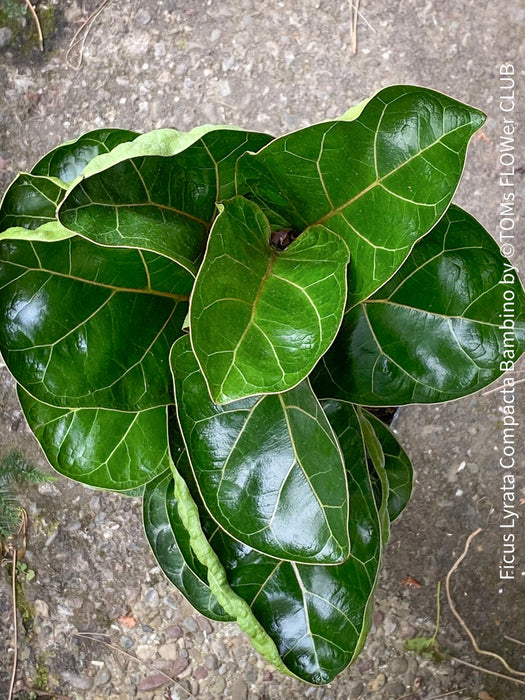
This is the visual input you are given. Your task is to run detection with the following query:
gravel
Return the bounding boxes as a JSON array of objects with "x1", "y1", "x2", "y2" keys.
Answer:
[{"x1": 0, "y1": 1, "x2": 524, "y2": 699}]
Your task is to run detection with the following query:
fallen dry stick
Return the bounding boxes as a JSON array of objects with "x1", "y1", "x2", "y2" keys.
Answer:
[{"x1": 445, "y1": 527, "x2": 525, "y2": 678}]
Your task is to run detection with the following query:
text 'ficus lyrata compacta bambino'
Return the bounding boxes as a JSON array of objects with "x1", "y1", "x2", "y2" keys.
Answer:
[{"x1": 1, "y1": 86, "x2": 524, "y2": 684}]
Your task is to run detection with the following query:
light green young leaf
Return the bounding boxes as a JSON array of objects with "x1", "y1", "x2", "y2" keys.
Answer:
[
  {"x1": 143, "y1": 468, "x2": 233, "y2": 620},
  {"x1": 154, "y1": 400, "x2": 383, "y2": 684}
]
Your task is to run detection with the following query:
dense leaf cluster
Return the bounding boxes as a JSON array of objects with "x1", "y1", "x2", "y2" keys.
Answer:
[{"x1": 0, "y1": 86, "x2": 524, "y2": 684}]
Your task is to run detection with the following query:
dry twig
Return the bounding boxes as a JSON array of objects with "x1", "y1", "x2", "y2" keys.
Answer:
[
  {"x1": 73, "y1": 632, "x2": 196, "y2": 697},
  {"x1": 7, "y1": 547, "x2": 17, "y2": 700},
  {"x1": 349, "y1": 0, "x2": 360, "y2": 54},
  {"x1": 6, "y1": 509, "x2": 28, "y2": 700},
  {"x1": 504, "y1": 634, "x2": 525, "y2": 647},
  {"x1": 66, "y1": 0, "x2": 111, "y2": 70},
  {"x1": 445, "y1": 528, "x2": 525, "y2": 678},
  {"x1": 482, "y1": 374, "x2": 525, "y2": 396},
  {"x1": 395, "y1": 688, "x2": 466, "y2": 700},
  {"x1": 447, "y1": 653, "x2": 525, "y2": 687},
  {"x1": 23, "y1": 0, "x2": 44, "y2": 51}
]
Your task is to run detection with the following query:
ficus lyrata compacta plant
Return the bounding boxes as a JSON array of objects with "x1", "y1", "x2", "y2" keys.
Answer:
[{"x1": 1, "y1": 85, "x2": 524, "y2": 685}]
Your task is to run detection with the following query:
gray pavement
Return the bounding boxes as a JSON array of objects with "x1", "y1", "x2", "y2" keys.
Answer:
[{"x1": 0, "y1": 1, "x2": 524, "y2": 698}]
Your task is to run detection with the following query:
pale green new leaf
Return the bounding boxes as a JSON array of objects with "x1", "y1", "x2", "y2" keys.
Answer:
[
  {"x1": 151, "y1": 401, "x2": 383, "y2": 684},
  {"x1": 143, "y1": 469, "x2": 233, "y2": 620}
]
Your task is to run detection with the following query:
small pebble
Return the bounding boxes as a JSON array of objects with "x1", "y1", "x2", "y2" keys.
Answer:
[
  {"x1": 121, "y1": 636, "x2": 134, "y2": 650},
  {"x1": 0, "y1": 27, "x2": 13, "y2": 49},
  {"x1": 154, "y1": 41, "x2": 166, "y2": 58},
  {"x1": 61, "y1": 671, "x2": 94, "y2": 691},
  {"x1": 135, "y1": 9, "x2": 151, "y2": 25},
  {"x1": 198, "y1": 617, "x2": 213, "y2": 634},
  {"x1": 367, "y1": 672, "x2": 387, "y2": 692},
  {"x1": 204, "y1": 653, "x2": 218, "y2": 670},
  {"x1": 135, "y1": 644, "x2": 156, "y2": 661},
  {"x1": 193, "y1": 665, "x2": 208, "y2": 681},
  {"x1": 211, "y1": 675, "x2": 226, "y2": 694},
  {"x1": 34, "y1": 599, "x2": 49, "y2": 618},
  {"x1": 165, "y1": 624, "x2": 183, "y2": 639},
  {"x1": 385, "y1": 681, "x2": 406, "y2": 697},
  {"x1": 94, "y1": 667, "x2": 111, "y2": 686},
  {"x1": 350, "y1": 681, "x2": 365, "y2": 698},
  {"x1": 182, "y1": 616, "x2": 198, "y2": 632},
  {"x1": 158, "y1": 643, "x2": 178, "y2": 661},
  {"x1": 390, "y1": 656, "x2": 409, "y2": 675},
  {"x1": 171, "y1": 656, "x2": 190, "y2": 677},
  {"x1": 137, "y1": 673, "x2": 167, "y2": 692},
  {"x1": 145, "y1": 588, "x2": 159, "y2": 606},
  {"x1": 57, "y1": 604, "x2": 74, "y2": 617},
  {"x1": 230, "y1": 678, "x2": 249, "y2": 700}
]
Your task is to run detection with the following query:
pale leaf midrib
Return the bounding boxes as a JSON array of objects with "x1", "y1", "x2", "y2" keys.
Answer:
[
  {"x1": 313, "y1": 121, "x2": 468, "y2": 228},
  {"x1": 4, "y1": 259, "x2": 189, "y2": 302}
]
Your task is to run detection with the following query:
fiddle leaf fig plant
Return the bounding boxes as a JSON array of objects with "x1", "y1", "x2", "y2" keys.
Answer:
[{"x1": 1, "y1": 85, "x2": 524, "y2": 685}]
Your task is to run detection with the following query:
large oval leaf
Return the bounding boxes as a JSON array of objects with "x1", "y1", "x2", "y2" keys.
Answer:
[
  {"x1": 58, "y1": 127, "x2": 273, "y2": 274},
  {"x1": 190, "y1": 196, "x2": 349, "y2": 403},
  {"x1": 0, "y1": 237, "x2": 190, "y2": 489},
  {"x1": 143, "y1": 469, "x2": 233, "y2": 621},
  {"x1": 0, "y1": 237, "x2": 190, "y2": 409},
  {"x1": 0, "y1": 129, "x2": 140, "y2": 244},
  {"x1": 170, "y1": 335, "x2": 349, "y2": 565},
  {"x1": 0, "y1": 173, "x2": 69, "y2": 238},
  {"x1": 237, "y1": 85, "x2": 485, "y2": 304},
  {"x1": 313, "y1": 206, "x2": 525, "y2": 405},
  {"x1": 31, "y1": 128, "x2": 139, "y2": 183},
  {"x1": 158, "y1": 401, "x2": 383, "y2": 684},
  {"x1": 18, "y1": 388, "x2": 172, "y2": 491}
]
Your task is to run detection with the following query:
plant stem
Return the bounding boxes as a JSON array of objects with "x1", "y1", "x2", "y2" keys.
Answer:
[
  {"x1": 431, "y1": 580, "x2": 441, "y2": 644},
  {"x1": 8, "y1": 549, "x2": 18, "y2": 700}
]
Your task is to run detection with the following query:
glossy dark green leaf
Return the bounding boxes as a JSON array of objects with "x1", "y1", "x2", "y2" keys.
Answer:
[
  {"x1": 160, "y1": 401, "x2": 383, "y2": 684},
  {"x1": 0, "y1": 173, "x2": 68, "y2": 234},
  {"x1": 237, "y1": 85, "x2": 485, "y2": 304},
  {"x1": 313, "y1": 206, "x2": 525, "y2": 405},
  {"x1": 355, "y1": 408, "x2": 391, "y2": 545},
  {"x1": 0, "y1": 130, "x2": 139, "y2": 244},
  {"x1": 170, "y1": 335, "x2": 349, "y2": 565},
  {"x1": 58, "y1": 127, "x2": 273, "y2": 274},
  {"x1": 190, "y1": 196, "x2": 349, "y2": 403},
  {"x1": 0, "y1": 236, "x2": 190, "y2": 488},
  {"x1": 362, "y1": 410, "x2": 413, "y2": 522},
  {"x1": 31, "y1": 128, "x2": 139, "y2": 183},
  {"x1": 143, "y1": 468, "x2": 233, "y2": 621},
  {"x1": 17, "y1": 387, "x2": 172, "y2": 491}
]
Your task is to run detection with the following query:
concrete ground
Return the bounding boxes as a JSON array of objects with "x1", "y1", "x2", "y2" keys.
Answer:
[{"x1": 0, "y1": 1, "x2": 524, "y2": 698}]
